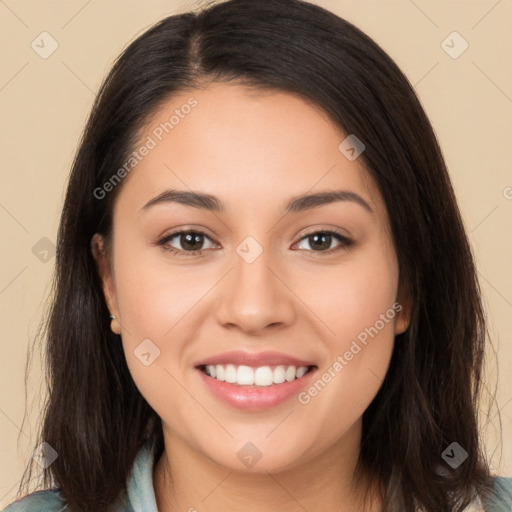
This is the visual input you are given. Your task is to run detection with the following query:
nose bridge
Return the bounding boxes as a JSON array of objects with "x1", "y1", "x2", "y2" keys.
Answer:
[{"x1": 214, "y1": 233, "x2": 295, "y2": 331}]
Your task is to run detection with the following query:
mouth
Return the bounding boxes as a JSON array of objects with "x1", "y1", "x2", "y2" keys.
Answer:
[
  {"x1": 196, "y1": 363, "x2": 318, "y2": 387},
  {"x1": 195, "y1": 362, "x2": 319, "y2": 411}
]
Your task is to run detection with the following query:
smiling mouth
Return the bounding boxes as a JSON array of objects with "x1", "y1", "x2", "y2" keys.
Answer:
[{"x1": 196, "y1": 364, "x2": 317, "y2": 387}]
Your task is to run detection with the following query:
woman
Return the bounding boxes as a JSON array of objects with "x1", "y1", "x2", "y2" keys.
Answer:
[{"x1": 3, "y1": 0, "x2": 511, "y2": 510}]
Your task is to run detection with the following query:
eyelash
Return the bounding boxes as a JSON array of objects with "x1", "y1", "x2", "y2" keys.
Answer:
[{"x1": 155, "y1": 228, "x2": 354, "y2": 258}]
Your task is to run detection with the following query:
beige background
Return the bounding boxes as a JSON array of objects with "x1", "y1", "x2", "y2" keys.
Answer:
[{"x1": 1, "y1": 0, "x2": 511, "y2": 506}]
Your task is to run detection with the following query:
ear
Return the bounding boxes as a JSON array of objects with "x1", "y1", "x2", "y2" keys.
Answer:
[
  {"x1": 394, "y1": 279, "x2": 412, "y2": 335},
  {"x1": 91, "y1": 233, "x2": 119, "y2": 320}
]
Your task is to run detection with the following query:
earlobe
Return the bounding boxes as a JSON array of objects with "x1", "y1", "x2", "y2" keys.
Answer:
[
  {"x1": 394, "y1": 305, "x2": 410, "y2": 335},
  {"x1": 394, "y1": 281, "x2": 412, "y2": 335},
  {"x1": 91, "y1": 233, "x2": 120, "y2": 334}
]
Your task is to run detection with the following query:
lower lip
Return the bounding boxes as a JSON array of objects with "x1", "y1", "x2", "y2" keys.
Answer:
[{"x1": 195, "y1": 367, "x2": 318, "y2": 411}]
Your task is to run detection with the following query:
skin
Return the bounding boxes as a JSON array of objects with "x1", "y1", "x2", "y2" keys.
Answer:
[{"x1": 92, "y1": 81, "x2": 411, "y2": 512}]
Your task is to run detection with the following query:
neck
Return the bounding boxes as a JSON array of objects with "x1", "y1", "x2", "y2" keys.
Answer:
[{"x1": 153, "y1": 420, "x2": 383, "y2": 512}]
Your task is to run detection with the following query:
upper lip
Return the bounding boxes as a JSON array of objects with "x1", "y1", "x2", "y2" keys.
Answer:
[{"x1": 194, "y1": 350, "x2": 317, "y2": 369}]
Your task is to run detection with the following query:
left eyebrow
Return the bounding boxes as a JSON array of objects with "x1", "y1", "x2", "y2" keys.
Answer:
[
  {"x1": 140, "y1": 189, "x2": 373, "y2": 215},
  {"x1": 141, "y1": 190, "x2": 224, "y2": 212},
  {"x1": 285, "y1": 190, "x2": 373, "y2": 215}
]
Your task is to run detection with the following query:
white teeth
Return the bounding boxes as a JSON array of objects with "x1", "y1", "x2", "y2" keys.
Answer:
[
  {"x1": 296, "y1": 366, "x2": 308, "y2": 378},
  {"x1": 273, "y1": 365, "x2": 286, "y2": 384},
  {"x1": 237, "y1": 365, "x2": 254, "y2": 385},
  {"x1": 215, "y1": 365, "x2": 224, "y2": 381},
  {"x1": 203, "y1": 364, "x2": 311, "y2": 386},
  {"x1": 285, "y1": 365, "x2": 296, "y2": 381},
  {"x1": 254, "y1": 366, "x2": 273, "y2": 386}
]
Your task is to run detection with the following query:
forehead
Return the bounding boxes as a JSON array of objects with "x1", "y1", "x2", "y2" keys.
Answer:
[{"x1": 115, "y1": 81, "x2": 386, "y2": 220}]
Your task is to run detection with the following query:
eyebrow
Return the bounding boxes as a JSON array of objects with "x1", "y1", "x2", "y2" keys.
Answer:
[{"x1": 140, "y1": 189, "x2": 373, "y2": 215}]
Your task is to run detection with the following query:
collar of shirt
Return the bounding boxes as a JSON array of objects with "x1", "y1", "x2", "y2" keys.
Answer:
[{"x1": 123, "y1": 441, "x2": 159, "y2": 512}]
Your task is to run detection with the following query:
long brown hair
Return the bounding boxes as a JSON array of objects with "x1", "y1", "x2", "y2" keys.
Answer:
[{"x1": 12, "y1": 0, "x2": 504, "y2": 510}]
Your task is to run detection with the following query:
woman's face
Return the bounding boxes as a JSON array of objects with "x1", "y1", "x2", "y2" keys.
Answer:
[{"x1": 94, "y1": 82, "x2": 410, "y2": 473}]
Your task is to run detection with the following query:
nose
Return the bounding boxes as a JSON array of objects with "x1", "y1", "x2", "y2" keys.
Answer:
[{"x1": 214, "y1": 245, "x2": 296, "y2": 335}]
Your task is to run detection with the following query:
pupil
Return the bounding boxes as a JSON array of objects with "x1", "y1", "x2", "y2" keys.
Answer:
[
  {"x1": 311, "y1": 233, "x2": 330, "y2": 250},
  {"x1": 183, "y1": 233, "x2": 202, "y2": 251}
]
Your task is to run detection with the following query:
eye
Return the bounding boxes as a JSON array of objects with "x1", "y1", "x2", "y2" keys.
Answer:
[
  {"x1": 294, "y1": 229, "x2": 354, "y2": 256},
  {"x1": 157, "y1": 230, "x2": 217, "y2": 256}
]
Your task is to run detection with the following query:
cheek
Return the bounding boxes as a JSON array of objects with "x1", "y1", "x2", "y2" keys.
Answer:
[
  {"x1": 298, "y1": 236, "x2": 399, "y2": 349},
  {"x1": 112, "y1": 234, "x2": 205, "y2": 340},
  {"x1": 112, "y1": 244, "x2": 203, "y2": 416},
  {"x1": 298, "y1": 242, "x2": 398, "y2": 419},
  {"x1": 111, "y1": 236, "x2": 219, "y2": 408}
]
